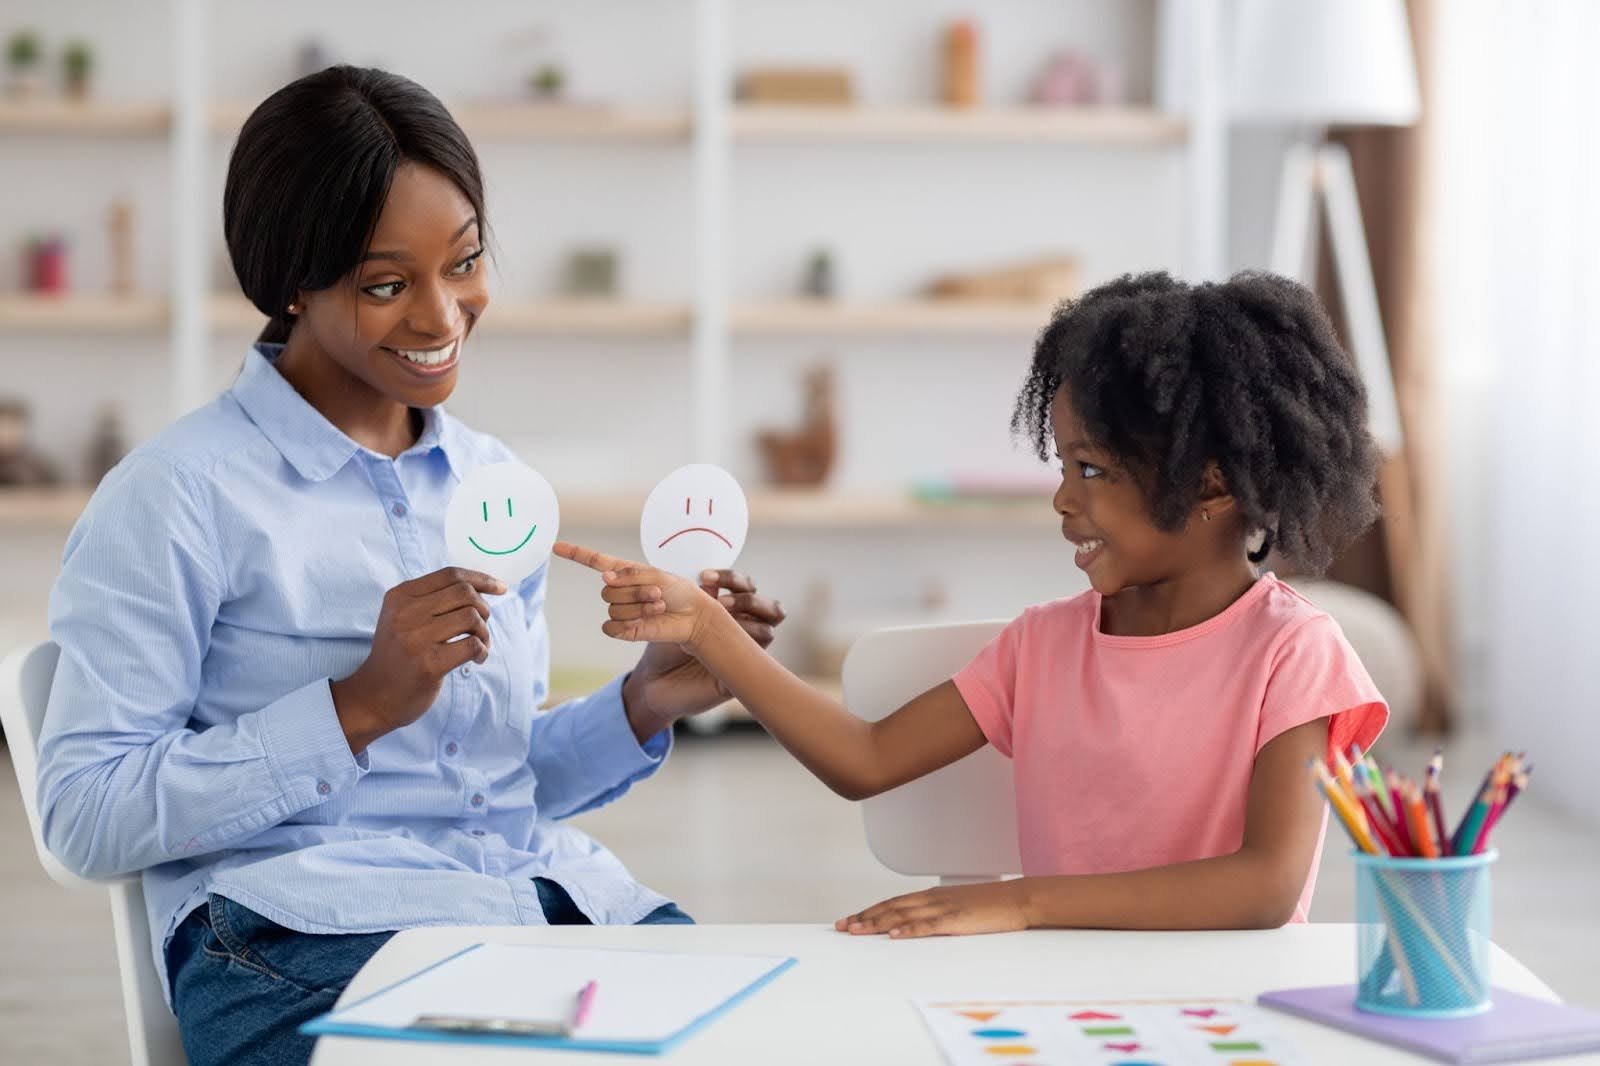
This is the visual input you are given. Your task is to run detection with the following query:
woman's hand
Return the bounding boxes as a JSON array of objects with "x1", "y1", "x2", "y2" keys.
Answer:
[
  {"x1": 835, "y1": 880, "x2": 1033, "y2": 939},
  {"x1": 331, "y1": 566, "x2": 507, "y2": 754}
]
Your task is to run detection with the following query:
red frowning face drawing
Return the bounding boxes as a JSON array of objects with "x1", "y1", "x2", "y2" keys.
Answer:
[{"x1": 640, "y1": 464, "x2": 749, "y2": 580}]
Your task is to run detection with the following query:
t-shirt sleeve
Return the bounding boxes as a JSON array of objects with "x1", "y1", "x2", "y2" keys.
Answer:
[
  {"x1": 951, "y1": 615, "x2": 1027, "y2": 758},
  {"x1": 1258, "y1": 613, "x2": 1389, "y2": 760}
]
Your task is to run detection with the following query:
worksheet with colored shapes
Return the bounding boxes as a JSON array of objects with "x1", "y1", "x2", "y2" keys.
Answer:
[{"x1": 916, "y1": 998, "x2": 1306, "y2": 1066}]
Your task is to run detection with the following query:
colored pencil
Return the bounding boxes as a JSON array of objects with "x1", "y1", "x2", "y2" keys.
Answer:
[
  {"x1": 1404, "y1": 782, "x2": 1439, "y2": 858},
  {"x1": 1312, "y1": 763, "x2": 1379, "y2": 855},
  {"x1": 1385, "y1": 770, "x2": 1415, "y2": 855}
]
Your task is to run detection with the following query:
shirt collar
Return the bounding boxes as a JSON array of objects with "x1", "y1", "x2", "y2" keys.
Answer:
[{"x1": 231, "y1": 343, "x2": 463, "y2": 482}]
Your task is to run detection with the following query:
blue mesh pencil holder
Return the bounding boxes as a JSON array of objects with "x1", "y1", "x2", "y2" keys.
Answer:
[{"x1": 1353, "y1": 849, "x2": 1496, "y2": 1018}]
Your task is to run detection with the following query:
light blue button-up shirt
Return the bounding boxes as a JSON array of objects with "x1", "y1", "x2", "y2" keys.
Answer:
[{"x1": 37, "y1": 345, "x2": 673, "y2": 1004}]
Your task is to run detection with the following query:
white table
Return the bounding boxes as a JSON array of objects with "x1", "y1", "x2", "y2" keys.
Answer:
[{"x1": 310, "y1": 923, "x2": 1576, "y2": 1065}]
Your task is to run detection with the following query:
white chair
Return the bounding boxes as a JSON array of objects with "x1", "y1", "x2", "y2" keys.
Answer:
[
  {"x1": 1, "y1": 640, "x2": 188, "y2": 1066},
  {"x1": 841, "y1": 621, "x2": 1021, "y2": 885}
]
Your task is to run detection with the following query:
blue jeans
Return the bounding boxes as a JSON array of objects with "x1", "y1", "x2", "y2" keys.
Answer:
[{"x1": 167, "y1": 882, "x2": 692, "y2": 1066}]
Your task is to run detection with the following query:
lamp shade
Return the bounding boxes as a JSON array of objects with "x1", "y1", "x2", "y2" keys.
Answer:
[{"x1": 1231, "y1": 0, "x2": 1420, "y2": 126}]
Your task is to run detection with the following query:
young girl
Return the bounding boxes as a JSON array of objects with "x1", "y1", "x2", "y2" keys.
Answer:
[{"x1": 558, "y1": 271, "x2": 1390, "y2": 937}]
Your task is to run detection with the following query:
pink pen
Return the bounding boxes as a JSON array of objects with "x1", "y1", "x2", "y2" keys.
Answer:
[{"x1": 572, "y1": 979, "x2": 599, "y2": 1032}]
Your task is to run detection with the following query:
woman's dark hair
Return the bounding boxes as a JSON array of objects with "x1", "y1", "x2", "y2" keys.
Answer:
[
  {"x1": 1012, "y1": 271, "x2": 1379, "y2": 572},
  {"x1": 223, "y1": 65, "x2": 489, "y2": 345}
]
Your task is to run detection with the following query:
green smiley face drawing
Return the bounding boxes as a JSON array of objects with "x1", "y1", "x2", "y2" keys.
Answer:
[
  {"x1": 468, "y1": 497, "x2": 537, "y2": 556},
  {"x1": 446, "y1": 461, "x2": 561, "y2": 586}
]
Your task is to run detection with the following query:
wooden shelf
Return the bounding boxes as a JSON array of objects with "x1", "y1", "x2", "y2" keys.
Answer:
[
  {"x1": 211, "y1": 296, "x2": 689, "y2": 337},
  {"x1": 733, "y1": 299, "x2": 1054, "y2": 336},
  {"x1": 0, "y1": 295, "x2": 167, "y2": 331},
  {"x1": 210, "y1": 101, "x2": 689, "y2": 141},
  {"x1": 0, "y1": 487, "x2": 93, "y2": 528},
  {"x1": 1, "y1": 486, "x2": 1052, "y2": 533},
  {"x1": 562, "y1": 489, "x2": 1053, "y2": 529},
  {"x1": 731, "y1": 105, "x2": 1185, "y2": 145},
  {"x1": 0, "y1": 100, "x2": 171, "y2": 135}
]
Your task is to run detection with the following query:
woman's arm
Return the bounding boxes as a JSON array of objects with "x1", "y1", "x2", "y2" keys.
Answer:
[
  {"x1": 839, "y1": 717, "x2": 1330, "y2": 936},
  {"x1": 555, "y1": 541, "x2": 988, "y2": 800},
  {"x1": 38, "y1": 456, "x2": 370, "y2": 879}
]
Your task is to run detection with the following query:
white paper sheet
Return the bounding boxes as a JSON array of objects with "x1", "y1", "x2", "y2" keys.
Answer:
[
  {"x1": 916, "y1": 997, "x2": 1309, "y2": 1065},
  {"x1": 325, "y1": 942, "x2": 792, "y2": 1044}
]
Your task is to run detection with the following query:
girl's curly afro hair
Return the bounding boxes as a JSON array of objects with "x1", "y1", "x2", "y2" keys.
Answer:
[{"x1": 1012, "y1": 271, "x2": 1380, "y2": 572}]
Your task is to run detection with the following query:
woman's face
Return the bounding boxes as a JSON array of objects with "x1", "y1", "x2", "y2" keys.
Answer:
[{"x1": 294, "y1": 162, "x2": 488, "y2": 409}]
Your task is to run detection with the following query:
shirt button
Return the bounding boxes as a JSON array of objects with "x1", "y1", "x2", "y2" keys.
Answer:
[
  {"x1": 316, "y1": 781, "x2": 331, "y2": 796},
  {"x1": 471, "y1": 829, "x2": 486, "y2": 837},
  {"x1": 391, "y1": 502, "x2": 406, "y2": 517},
  {"x1": 459, "y1": 664, "x2": 471, "y2": 677},
  {"x1": 444, "y1": 742, "x2": 459, "y2": 756},
  {"x1": 470, "y1": 793, "x2": 485, "y2": 808}
]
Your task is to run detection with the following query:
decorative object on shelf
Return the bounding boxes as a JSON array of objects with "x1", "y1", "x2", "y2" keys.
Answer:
[
  {"x1": 924, "y1": 255, "x2": 1078, "y2": 305},
  {"x1": 296, "y1": 38, "x2": 332, "y2": 78},
  {"x1": 529, "y1": 63, "x2": 566, "y2": 101},
  {"x1": 85, "y1": 403, "x2": 127, "y2": 486},
  {"x1": 1030, "y1": 50, "x2": 1124, "y2": 107},
  {"x1": 564, "y1": 247, "x2": 619, "y2": 298},
  {"x1": 108, "y1": 199, "x2": 135, "y2": 295},
  {"x1": 6, "y1": 29, "x2": 43, "y2": 98},
  {"x1": 61, "y1": 39, "x2": 92, "y2": 99},
  {"x1": 736, "y1": 67, "x2": 854, "y2": 106},
  {"x1": 0, "y1": 399, "x2": 60, "y2": 487},
  {"x1": 755, "y1": 365, "x2": 836, "y2": 488},
  {"x1": 941, "y1": 19, "x2": 980, "y2": 108},
  {"x1": 23, "y1": 232, "x2": 69, "y2": 294},
  {"x1": 801, "y1": 248, "x2": 835, "y2": 300}
]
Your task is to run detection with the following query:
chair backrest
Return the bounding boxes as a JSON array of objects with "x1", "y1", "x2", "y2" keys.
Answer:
[
  {"x1": 841, "y1": 621, "x2": 1021, "y2": 882},
  {"x1": 1, "y1": 640, "x2": 187, "y2": 1066}
]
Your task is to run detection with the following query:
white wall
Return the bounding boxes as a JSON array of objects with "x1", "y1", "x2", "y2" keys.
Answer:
[{"x1": 4, "y1": 0, "x2": 1195, "y2": 673}]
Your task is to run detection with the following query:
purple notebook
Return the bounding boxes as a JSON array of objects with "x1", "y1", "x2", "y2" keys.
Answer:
[{"x1": 1258, "y1": 985, "x2": 1600, "y2": 1064}]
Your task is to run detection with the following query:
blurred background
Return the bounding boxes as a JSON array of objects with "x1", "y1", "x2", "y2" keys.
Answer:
[{"x1": 1, "y1": 1, "x2": 1596, "y2": 1061}]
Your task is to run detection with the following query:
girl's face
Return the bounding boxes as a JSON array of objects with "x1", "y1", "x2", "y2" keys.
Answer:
[
  {"x1": 294, "y1": 162, "x2": 488, "y2": 409},
  {"x1": 1049, "y1": 388, "x2": 1203, "y2": 596}
]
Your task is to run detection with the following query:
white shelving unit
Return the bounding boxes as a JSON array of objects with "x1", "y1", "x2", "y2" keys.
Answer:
[{"x1": 0, "y1": 0, "x2": 1227, "y2": 534}]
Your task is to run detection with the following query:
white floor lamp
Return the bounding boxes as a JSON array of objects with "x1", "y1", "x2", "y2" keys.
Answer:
[{"x1": 1231, "y1": 0, "x2": 1420, "y2": 456}]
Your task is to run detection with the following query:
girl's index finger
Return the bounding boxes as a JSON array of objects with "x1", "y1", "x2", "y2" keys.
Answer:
[{"x1": 552, "y1": 540, "x2": 637, "y2": 575}]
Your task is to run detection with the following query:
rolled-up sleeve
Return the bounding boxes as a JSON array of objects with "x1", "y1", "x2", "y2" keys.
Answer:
[{"x1": 36, "y1": 453, "x2": 366, "y2": 881}]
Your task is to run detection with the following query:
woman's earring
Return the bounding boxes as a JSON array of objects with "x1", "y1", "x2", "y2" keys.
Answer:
[
  {"x1": 1201, "y1": 510, "x2": 1211, "y2": 522},
  {"x1": 286, "y1": 302, "x2": 300, "y2": 314}
]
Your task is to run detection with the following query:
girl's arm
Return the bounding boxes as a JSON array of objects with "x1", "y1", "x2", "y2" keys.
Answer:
[
  {"x1": 839, "y1": 717, "x2": 1330, "y2": 936},
  {"x1": 554, "y1": 542, "x2": 987, "y2": 800}
]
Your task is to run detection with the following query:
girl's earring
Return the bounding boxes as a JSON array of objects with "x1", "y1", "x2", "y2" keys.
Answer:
[
  {"x1": 1201, "y1": 510, "x2": 1211, "y2": 522},
  {"x1": 286, "y1": 302, "x2": 300, "y2": 314}
]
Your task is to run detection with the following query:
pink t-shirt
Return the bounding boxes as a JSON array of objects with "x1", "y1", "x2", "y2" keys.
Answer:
[{"x1": 953, "y1": 574, "x2": 1388, "y2": 923}]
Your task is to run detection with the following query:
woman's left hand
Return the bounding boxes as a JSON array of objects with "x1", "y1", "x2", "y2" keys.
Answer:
[
  {"x1": 835, "y1": 880, "x2": 1033, "y2": 939},
  {"x1": 625, "y1": 567, "x2": 786, "y2": 733}
]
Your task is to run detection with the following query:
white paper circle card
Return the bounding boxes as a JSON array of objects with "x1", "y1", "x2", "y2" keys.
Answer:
[
  {"x1": 446, "y1": 461, "x2": 560, "y2": 585},
  {"x1": 640, "y1": 463, "x2": 749, "y2": 581}
]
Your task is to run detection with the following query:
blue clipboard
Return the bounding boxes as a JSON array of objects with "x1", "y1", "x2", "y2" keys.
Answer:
[{"x1": 301, "y1": 942, "x2": 797, "y2": 1055}]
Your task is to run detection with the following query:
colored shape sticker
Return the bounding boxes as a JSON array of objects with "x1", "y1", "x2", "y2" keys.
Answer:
[
  {"x1": 1083, "y1": 1025, "x2": 1135, "y2": 1036},
  {"x1": 971, "y1": 1028, "x2": 1027, "y2": 1039},
  {"x1": 1182, "y1": 1008, "x2": 1221, "y2": 1019},
  {"x1": 957, "y1": 1010, "x2": 1001, "y2": 1023},
  {"x1": 1211, "y1": 1042, "x2": 1264, "y2": 1053},
  {"x1": 1198, "y1": 1024, "x2": 1238, "y2": 1036},
  {"x1": 1103, "y1": 1043, "x2": 1144, "y2": 1054},
  {"x1": 983, "y1": 1046, "x2": 1036, "y2": 1057},
  {"x1": 1069, "y1": 1010, "x2": 1122, "y2": 1021}
]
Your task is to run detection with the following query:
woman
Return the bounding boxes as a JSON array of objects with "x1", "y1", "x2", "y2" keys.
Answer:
[{"x1": 35, "y1": 66, "x2": 784, "y2": 1066}]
